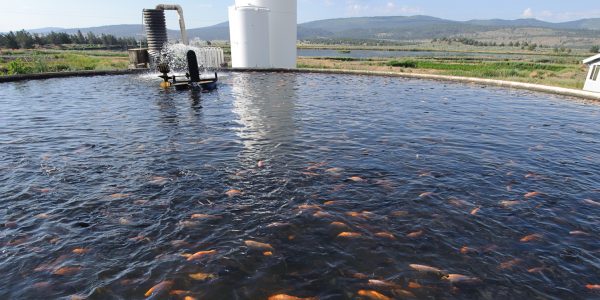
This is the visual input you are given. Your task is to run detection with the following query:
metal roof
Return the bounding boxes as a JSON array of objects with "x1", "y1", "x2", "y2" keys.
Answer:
[{"x1": 583, "y1": 53, "x2": 600, "y2": 65}]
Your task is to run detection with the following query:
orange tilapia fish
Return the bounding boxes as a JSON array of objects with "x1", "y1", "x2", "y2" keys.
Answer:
[
  {"x1": 374, "y1": 179, "x2": 394, "y2": 190},
  {"x1": 184, "y1": 296, "x2": 197, "y2": 300},
  {"x1": 306, "y1": 162, "x2": 326, "y2": 171},
  {"x1": 349, "y1": 176, "x2": 365, "y2": 182},
  {"x1": 313, "y1": 211, "x2": 332, "y2": 218},
  {"x1": 525, "y1": 172, "x2": 543, "y2": 179},
  {"x1": 32, "y1": 282, "x2": 51, "y2": 289},
  {"x1": 189, "y1": 272, "x2": 216, "y2": 281},
  {"x1": 186, "y1": 250, "x2": 217, "y2": 261},
  {"x1": 53, "y1": 266, "x2": 82, "y2": 276},
  {"x1": 524, "y1": 191, "x2": 542, "y2": 198},
  {"x1": 407, "y1": 230, "x2": 423, "y2": 238},
  {"x1": 148, "y1": 176, "x2": 170, "y2": 186},
  {"x1": 499, "y1": 258, "x2": 522, "y2": 270},
  {"x1": 408, "y1": 282, "x2": 423, "y2": 289},
  {"x1": 375, "y1": 232, "x2": 396, "y2": 240},
  {"x1": 499, "y1": 200, "x2": 522, "y2": 208},
  {"x1": 169, "y1": 290, "x2": 191, "y2": 296},
  {"x1": 266, "y1": 222, "x2": 291, "y2": 228},
  {"x1": 419, "y1": 192, "x2": 434, "y2": 198},
  {"x1": 35, "y1": 213, "x2": 50, "y2": 219},
  {"x1": 352, "y1": 272, "x2": 369, "y2": 279},
  {"x1": 244, "y1": 240, "x2": 274, "y2": 250},
  {"x1": 527, "y1": 267, "x2": 545, "y2": 273},
  {"x1": 460, "y1": 246, "x2": 477, "y2": 254},
  {"x1": 470, "y1": 207, "x2": 481, "y2": 215},
  {"x1": 569, "y1": 231, "x2": 589, "y2": 236},
  {"x1": 391, "y1": 211, "x2": 409, "y2": 217},
  {"x1": 267, "y1": 294, "x2": 317, "y2": 300},
  {"x1": 144, "y1": 280, "x2": 173, "y2": 297},
  {"x1": 337, "y1": 232, "x2": 362, "y2": 238},
  {"x1": 448, "y1": 198, "x2": 472, "y2": 207},
  {"x1": 257, "y1": 160, "x2": 266, "y2": 168},
  {"x1": 110, "y1": 193, "x2": 130, "y2": 199},
  {"x1": 263, "y1": 251, "x2": 273, "y2": 256},
  {"x1": 583, "y1": 199, "x2": 600, "y2": 207},
  {"x1": 191, "y1": 214, "x2": 222, "y2": 220},
  {"x1": 302, "y1": 172, "x2": 320, "y2": 177},
  {"x1": 72, "y1": 248, "x2": 90, "y2": 255},
  {"x1": 346, "y1": 211, "x2": 362, "y2": 218},
  {"x1": 520, "y1": 234, "x2": 542, "y2": 242},
  {"x1": 367, "y1": 279, "x2": 401, "y2": 289},
  {"x1": 443, "y1": 274, "x2": 481, "y2": 284},
  {"x1": 325, "y1": 167, "x2": 344, "y2": 173},
  {"x1": 392, "y1": 289, "x2": 416, "y2": 298},
  {"x1": 357, "y1": 290, "x2": 391, "y2": 300},
  {"x1": 298, "y1": 204, "x2": 321, "y2": 210},
  {"x1": 226, "y1": 189, "x2": 242, "y2": 197},
  {"x1": 409, "y1": 264, "x2": 445, "y2": 275},
  {"x1": 586, "y1": 284, "x2": 600, "y2": 290}
]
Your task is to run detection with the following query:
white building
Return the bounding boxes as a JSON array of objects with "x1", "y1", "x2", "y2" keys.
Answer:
[
  {"x1": 229, "y1": 0, "x2": 297, "y2": 69},
  {"x1": 583, "y1": 53, "x2": 600, "y2": 93}
]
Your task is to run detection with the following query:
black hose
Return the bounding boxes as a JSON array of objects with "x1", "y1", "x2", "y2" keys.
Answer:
[{"x1": 143, "y1": 9, "x2": 168, "y2": 59}]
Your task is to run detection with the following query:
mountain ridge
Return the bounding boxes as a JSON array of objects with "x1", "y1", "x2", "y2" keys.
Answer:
[{"x1": 8, "y1": 15, "x2": 600, "y2": 46}]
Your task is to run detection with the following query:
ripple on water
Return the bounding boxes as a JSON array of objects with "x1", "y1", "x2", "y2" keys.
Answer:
[{"x1": 0, "y1": 73, "x2": 599, "y2": 299}]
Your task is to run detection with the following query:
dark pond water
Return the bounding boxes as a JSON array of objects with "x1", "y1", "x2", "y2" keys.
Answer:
[
  {"x1": 297, "y1": 49, "x2": 521, "y2": 59},
  {"x1": 1, "y1": 73, "x2": 599, "y2": 300}
]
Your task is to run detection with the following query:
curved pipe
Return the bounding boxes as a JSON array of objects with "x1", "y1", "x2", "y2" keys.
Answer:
[{"x1": 155, "y1": 4, "x2": 189, "y2": 45}]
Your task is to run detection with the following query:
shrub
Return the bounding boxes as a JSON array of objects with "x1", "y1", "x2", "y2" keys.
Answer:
[
  {"x1": 387, "y1": 60, "x2": 418, "y2": 68},
  {"x1": 7, "y1": 58, "x2": 32, "y2": 75}
]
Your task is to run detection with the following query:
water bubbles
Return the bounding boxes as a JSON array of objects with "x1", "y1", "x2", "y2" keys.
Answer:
[{"x1": 157, "y1": 42, "x2": 225, "y2": 72}]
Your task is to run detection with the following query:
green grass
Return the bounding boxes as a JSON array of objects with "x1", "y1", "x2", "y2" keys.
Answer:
[
  {"x1": 0, "y1": 49, "x2": 128, "y2": 75},
  {"x1": 386, "y1": 59, "x2": 568, "y2": 72},
  {"x1": 384, "y1": 59, "x2": 584, "y2": 88}
]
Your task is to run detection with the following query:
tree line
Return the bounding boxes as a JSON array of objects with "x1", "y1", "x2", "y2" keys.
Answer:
[
  {"x1": 434, "y1": 37, "x2": 543, "y2": 49},
  {"x1": 0, "y1": 30, "x2": 142, "y2": 49}
]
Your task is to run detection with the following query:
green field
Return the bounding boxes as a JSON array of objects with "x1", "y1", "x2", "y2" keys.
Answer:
[
  {"x1": 1, "y1": 45, "x2": 592, "y2": 89},
  {"x1": 296, "y1": 43, "x2": 590, "y2": 89},
  {"x1": 0, "y1": 49, "x2": 129, "y2": 75}
]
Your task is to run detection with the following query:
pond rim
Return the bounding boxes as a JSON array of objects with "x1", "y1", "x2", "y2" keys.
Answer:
[{"x1": 1, "y1": 67, "x2": 599, "y2": 102}]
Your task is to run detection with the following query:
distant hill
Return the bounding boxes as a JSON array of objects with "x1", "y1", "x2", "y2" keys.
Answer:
[
  {"x1": 18, "y1": 15, "x2": 600, "y2": 46},
  {"x1": 298, "y1": 16, "x2": 489, "y2": 40}
]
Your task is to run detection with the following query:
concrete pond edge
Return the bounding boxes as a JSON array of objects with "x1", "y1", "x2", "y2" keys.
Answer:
[
  {"x1": 1, "y1": 67, "x2": 599, "y2": 101},
  {"x1": 0, "y1": 69, "x2": 147, "y2": 83}
]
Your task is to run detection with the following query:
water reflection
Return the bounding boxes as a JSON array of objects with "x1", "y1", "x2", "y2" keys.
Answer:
[{"x1": 230, "y1": 72, "x2": 298, "y2": 165}]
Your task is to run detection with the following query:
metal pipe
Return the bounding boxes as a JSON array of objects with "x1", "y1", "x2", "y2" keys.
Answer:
[{"x1": 155, "y1": 4, "x2": 189, "y2": 45}]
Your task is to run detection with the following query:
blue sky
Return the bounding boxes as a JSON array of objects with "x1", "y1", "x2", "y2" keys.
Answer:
[{"x1": 1, "y1": 0, "x2": 600, "y2": 31}]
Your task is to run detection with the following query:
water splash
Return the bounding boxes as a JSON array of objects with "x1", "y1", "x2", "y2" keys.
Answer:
[{"x1": 157, "y1": 43, "x2": 225, "y2": 72}]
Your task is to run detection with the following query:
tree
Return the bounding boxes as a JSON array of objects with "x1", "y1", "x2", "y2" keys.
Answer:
[
  {"x1": 15, "y1": 30, "x2": 34, "y2": 48},
  {"x1": 4, "y1": 31, "x2": 19, "y2": 49},
  {"x1": 591, "y1": 45, "x2": 600, "y2": 53},
  {"x1": 528, "y1": 43, "x2": 537, "y2": 51},
  {"x1": 75, "y1": 30, "x2": 87, "y2": 44}
]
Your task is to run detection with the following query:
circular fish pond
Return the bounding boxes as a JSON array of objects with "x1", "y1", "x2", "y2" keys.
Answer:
[{"x1": 0, "y1": 73, "x2": 599, "y2": 299}]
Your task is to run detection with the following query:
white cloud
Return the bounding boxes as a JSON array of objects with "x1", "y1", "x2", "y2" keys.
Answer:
[
  {"x1": 520, "y1": 7, "x2": 600, "y2": 21},
  {"x1": 345, "y1": 0, "x2": 421, "y2": 17},
  {"x1": 522, "y1": 8, "x2": 533, "y2": 18}
]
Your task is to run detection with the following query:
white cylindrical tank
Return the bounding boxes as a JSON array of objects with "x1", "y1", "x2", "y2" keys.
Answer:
[
  {"x1": 228, "y1": 5, "x2": 271, "y2": 68},
  {"x1": 235, "y1": 0, "x2": 297, "y2": 68}
]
